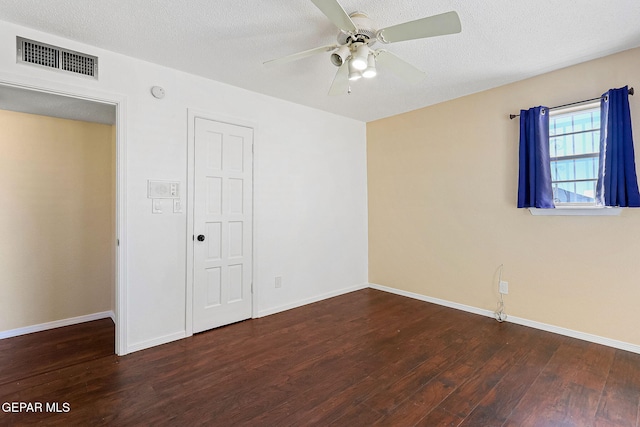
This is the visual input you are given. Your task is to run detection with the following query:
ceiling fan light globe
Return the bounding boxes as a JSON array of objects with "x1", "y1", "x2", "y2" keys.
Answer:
[
  {"x1": 362, "y1": 68, "x2": 377, "y2": 78},
  {"x1": 348, "y1": 57, "x2": 363, "y2": 80},
  {"x1": 362, "y1": 54, "x2": 377, "y2": 78},
  {"x1": 348, "y1": 71, "x2": 362, "y2": 81},
  {"x1": 351, "y1": 44, "x2": 369, "y2": 71},
  {"x1": 351, "y1": 58, "x2": 367, "y2": 71}
]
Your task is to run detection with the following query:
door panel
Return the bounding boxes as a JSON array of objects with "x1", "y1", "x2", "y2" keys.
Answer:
[{"x1": 193, "y1": 118, "x2": 253, "y2": 333}]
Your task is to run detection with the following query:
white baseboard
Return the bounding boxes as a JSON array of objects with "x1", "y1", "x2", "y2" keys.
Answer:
[
  {"x1": 370, "y1": 283, "x2": 496, "y2": 319},
  {"x1": 505, "y1": 314, "x2": 640, "y2": 355},
  {"x1": 0, "y1": 311, "x2": 115, "y2": 340},
  {"x1": 369, "y1": 283, "x2": 640, "y2": 355},
  {"x1": 257, "y1": 283, "x2": 369, "y2": 318},
  {"x1": 126, "y1": 331, "x2": 187, "y2": 354}
]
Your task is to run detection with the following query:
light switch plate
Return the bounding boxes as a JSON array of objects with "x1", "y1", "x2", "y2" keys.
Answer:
[{"x1": 152, "y1": 199, "x2": 163, "y2": 214}]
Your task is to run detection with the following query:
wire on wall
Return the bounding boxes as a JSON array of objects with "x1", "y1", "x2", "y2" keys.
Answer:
[{"x1": 495, "y1": 264, "x2": 507, "y2": 322}]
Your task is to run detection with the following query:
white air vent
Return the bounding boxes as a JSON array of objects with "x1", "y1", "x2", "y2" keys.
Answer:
[{"x1": 17, "y1": 37, "x2": 98, "y2": 79}]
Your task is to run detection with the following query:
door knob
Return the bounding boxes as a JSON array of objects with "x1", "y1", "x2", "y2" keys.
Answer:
[{"x1": 197, "y1": 234, "x2": 205, "y2": 242}]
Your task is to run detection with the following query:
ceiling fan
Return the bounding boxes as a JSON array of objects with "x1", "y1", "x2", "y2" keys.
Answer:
[{"x1": 263, "y1": 0, "x2": 462, "y2": 95}]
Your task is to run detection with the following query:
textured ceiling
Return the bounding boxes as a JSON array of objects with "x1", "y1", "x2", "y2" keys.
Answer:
[{"x1": 0, "y1": 0, "x2": 639, "y2": 122}]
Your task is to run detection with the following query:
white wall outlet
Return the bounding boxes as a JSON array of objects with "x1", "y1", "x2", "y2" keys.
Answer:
[
  {"x1": 173, "y1": 199, "x2": 182, "y2": 213},
  {"x1": 275, "y1": 276, "x2": 282, "y2": 288},
  {"x1": 499, "y1": 280, "x2": 509, "y2": 295}
]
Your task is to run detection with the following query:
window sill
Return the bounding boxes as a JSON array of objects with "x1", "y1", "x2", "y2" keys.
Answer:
[{"x1": 529, "y1": 207, "x2": 622, "y2": 216}]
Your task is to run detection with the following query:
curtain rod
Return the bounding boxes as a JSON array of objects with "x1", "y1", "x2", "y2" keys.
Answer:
[{"x1": 509, "y1": 87, "x2": 634, "y2": 120}]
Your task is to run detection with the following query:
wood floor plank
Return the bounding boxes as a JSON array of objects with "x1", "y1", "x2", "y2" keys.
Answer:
[
  {"x1": 414, "y1": 407, "x2": 464, "y2": 427},
  {"x1": 0, "y1": 318, "x2": 114, "y2": 386},
  {"x1": 364, "y1": 321, "x2": 492, "y2": 414},
  {"x1": 594, "y1": 349, "x2": 640, "y2": 427},
  {"x1": 173, "y1": 299, "x2": 438, "y2": 415},
  {"x1": 285, "y1": 313, "x2": 480, "y2": 425},
  {"x1": 436, "y1": 333, "x2": 529, "y2": 419},
  {"x1": 214, "y1": 294, "x2": 451, "y2": 425},
  {"x1": 460, "y1": 328, "x2": 564, "y2": 426},
  {"x1": 505, "y1": 338, "x2": 616, "y2": 427},
  {"x1": 373, "y1": 330, "x2": 508, "y2": 425},
  {"x1": 544, "y1": 340, "x2": 616, "y2": 391},
  {"x1": 1, "y1": 289, "x2": 639, "y2": 426},
  {"x1": 291, "y1": 375, "x2": 380, "y2": 426}
]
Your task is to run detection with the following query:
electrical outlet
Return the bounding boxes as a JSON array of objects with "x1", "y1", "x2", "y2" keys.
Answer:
[
  {"x1": 275, "y1": 276, "x2": 282, "y2": 289},
  {"x1": 499, "y1": 280, "x2": 509, "y2": 295},
  {"x1": 173, "y1": 199, "x2": 182, "y2": 213}
]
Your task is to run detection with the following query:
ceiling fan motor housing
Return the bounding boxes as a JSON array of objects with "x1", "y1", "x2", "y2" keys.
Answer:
[{"x1": 337, "y1": 12, "x2": 377, "y2": 46}]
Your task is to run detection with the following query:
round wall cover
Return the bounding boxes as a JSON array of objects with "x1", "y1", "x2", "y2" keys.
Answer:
[{"x1": 151, "y1": 86, "x2": 165, "y2": 99}]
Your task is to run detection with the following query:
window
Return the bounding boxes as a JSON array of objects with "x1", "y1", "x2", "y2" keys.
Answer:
[{"x1": 549, "y1": 102, "x2": 600, "y2": 206}]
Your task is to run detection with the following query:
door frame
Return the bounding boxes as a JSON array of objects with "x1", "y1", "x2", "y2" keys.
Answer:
[
  {"x1": 0, "y1": 74, "x2": 128, "y2": 355},
  {"x1": 186, "y1": 109, "x2": 258, "y2": 336}
]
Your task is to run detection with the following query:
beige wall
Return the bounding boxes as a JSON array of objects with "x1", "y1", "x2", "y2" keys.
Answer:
[
  {"x1": 0, "y1": 110, "x2": 115, "y2": 331},
  {"x1": 368, "y1": 47, "x2": 640, "y2": 346}
]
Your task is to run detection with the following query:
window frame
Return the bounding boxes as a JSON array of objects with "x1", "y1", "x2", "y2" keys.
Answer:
[
  {"x1": 548, "y1": 101, "x2": 601, "y2": 208},
  {"x1": 529, "y1": 100, "x2": 621, "y2": 215}
]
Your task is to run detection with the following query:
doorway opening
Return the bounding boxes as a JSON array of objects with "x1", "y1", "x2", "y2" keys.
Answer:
[{"x1": 0, "y1": 82, "x2": 125, "y2": 355}]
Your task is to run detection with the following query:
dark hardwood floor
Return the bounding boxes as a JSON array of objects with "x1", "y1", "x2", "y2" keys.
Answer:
[{"x1": 1, "y1": 289, "x2": 639, "y2": 426}]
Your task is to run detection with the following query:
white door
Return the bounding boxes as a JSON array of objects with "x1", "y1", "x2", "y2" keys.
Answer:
[{"x1": 193, "y1": 118, "x2": 253, "y2": 333}]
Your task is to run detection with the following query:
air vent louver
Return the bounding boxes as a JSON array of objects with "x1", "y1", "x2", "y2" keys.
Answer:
[
  {"x1": 62, "y1": 50, "x2": 95, "y2": 76},
  {"x1": 17, "y1": 37, "x2": 98, "y2": 79},
  {"x1": 22, "y1": 40, "x2": 59, "y2": 68}
]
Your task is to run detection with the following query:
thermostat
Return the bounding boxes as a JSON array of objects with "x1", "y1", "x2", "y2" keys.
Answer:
[{"x1": 148, "y1": 180, "x2": 180, "y2": 199}]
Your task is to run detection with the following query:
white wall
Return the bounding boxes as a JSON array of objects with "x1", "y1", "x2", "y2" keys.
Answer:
[{"x1": 0, "y1": 21, "x2": 368, "y2": 353}]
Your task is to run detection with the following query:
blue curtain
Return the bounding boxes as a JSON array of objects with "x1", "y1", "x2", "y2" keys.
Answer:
[
  {"x1": 596, "y1": 86, "x2": 640, "y2": 207},
  {"x1": 517, "y1": 106, "x2": 554, "y2": 208}
]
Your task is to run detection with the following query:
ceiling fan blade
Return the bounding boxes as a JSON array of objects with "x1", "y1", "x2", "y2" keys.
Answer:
[
  {"x1": 375, "y1": 50, "x2": 426, "y2": 85},
  {"x1": 264, "y1": 44, "x2": 337, "y2": 67},
  {"x1": 310, "y1": 0, "x2": 357, "y2": 33},
  {"x1": 377, "y1": 11, "x2": 461, "y2": 44},
  {"x1": 328, "y1": 62, "x2": 349, "y2": 96}
]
